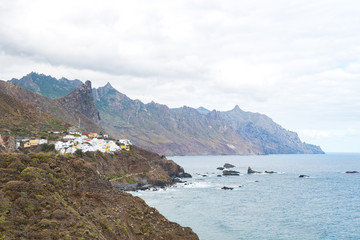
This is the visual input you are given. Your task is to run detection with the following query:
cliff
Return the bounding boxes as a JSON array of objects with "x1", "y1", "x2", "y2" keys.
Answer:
[
  {"x1": 219, "y1": 106, "x2": 324, "y2": 154},
  {"x1": 0, "y1": 152, "x2": 198, "y2": 239}
]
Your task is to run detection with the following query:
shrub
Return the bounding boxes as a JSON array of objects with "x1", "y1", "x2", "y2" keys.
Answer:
[
  {"x1": 41, "y1": 143, "x2": 55, "y2": 152},
  {"x1": 75, "y1": 149, "x2": 84, "y2": 157}
]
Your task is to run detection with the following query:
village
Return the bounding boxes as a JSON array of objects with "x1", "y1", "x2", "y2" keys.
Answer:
[{"x1": 16, "y1": 130, "x2": 132, "y2": 154}]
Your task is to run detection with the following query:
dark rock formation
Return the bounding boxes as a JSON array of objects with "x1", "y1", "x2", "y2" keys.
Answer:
[
  {"x1": 223, "y1": 170, "x2": 240, "y2": 176},
  {"x1": 221, "y1": 186, "x2": 234, "y2": 190},
  {"x1": 217, "y1": 167, "x2": 224, "y2": 170},
  {"x1": 248, "y1": 167, "x2": 261, "y2": 174},
  {"x1": 265, "y1": 171, "x2": 277, "y2": 174},
  {"x1": 223, "y1": 163, "x2": 235, "y2": 168},
  {"x1": 299, "y1": 175, "x2": 310, "y2": 178},
  {"x1": 58, "y1": 80, "x2": 101, "y2": 126},
  {"x1": 175, "y1": 172, "x2": 192, "y2": 178},
  {"x1": 345, "y1": 171, "x2": 359, "y2": 173}
]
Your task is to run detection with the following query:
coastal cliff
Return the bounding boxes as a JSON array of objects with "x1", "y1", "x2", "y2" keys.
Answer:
[{"x1": 0, "y1": 152, "x2": 199, "y2": 239}]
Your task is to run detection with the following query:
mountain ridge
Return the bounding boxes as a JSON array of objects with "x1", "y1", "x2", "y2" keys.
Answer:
[{"x1": 6, "y1": 73, "x2": 324, "y2": 155}]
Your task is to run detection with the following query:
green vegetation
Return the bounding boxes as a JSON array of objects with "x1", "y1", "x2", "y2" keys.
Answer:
[
  {"x1": 41, "y1": 143, "x2": 55, "y2": 152},
  {"x1": 106, "y1": 173, "x2": 122, "y2": 179}
]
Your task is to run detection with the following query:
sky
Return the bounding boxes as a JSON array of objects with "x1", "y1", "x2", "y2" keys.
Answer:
[{"x1": 1, "y1": 0, "x2": 360, "y2": 152}]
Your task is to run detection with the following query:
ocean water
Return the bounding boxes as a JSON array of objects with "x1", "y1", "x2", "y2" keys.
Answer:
[{"x1": 132, "y1": 153, "x2": 360, "y2": 240}]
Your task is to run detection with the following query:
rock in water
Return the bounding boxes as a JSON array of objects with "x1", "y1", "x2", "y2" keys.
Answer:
[
  {"x1": 223, "y1": 163, "x2": 235, "y2": 168},
  {"x1": 221, "y1": 186, "x2": 234, "y2": 190},
  {"x1": 299, "y1": 175, "x2": 310, "y2": 178},
  {"x1": 265, "y1": 171, "x2": 277, "y2": 174},
  {"x1": 217, "y1": 167, "x2": 225, "y2": 170},
  {"x1": 247, "y1": 167, "x2": 261, "y2": 174},
  {"x1": 223, "y1": 170, "x2": 240, "y2": 176},
  {"x1": 176, "y1": 172, "x2": 192, "y2": 178},
  {"x1": 345, "y1": 171, "x2": 359, "y2": 173}
]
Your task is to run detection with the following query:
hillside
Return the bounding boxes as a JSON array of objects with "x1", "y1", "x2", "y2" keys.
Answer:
[
  {"x1": 0, "y1": 90, "x2": 69, "y2": 139},
  {"x1": 0, "y1": 152, "x2": 198, "y2": 239},
  {"x1": 9, "y1": 72, "x2": 83, "y2": 98},
  {"x1": 0, "y1": 80, "x2": 101, "y2": 133}
]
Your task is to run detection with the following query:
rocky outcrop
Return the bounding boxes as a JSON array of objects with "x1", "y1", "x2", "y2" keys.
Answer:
[
  {"x1": 224, "y1": 163, "x2": 235, "y2": 168},
  {"x1": 345, "y1": 171, "x2": 359, "y2": 173},
  {"x1": 58, "y1": 80, "x2": 101, "y2": 126},
  {"x1": 223, "y1": 170, "x2": 240, "y2": 176},
  {"x1": 0, "y1": 135, "x2": 18, "y2": 153},
  {"x1": 299, "y1": 175, "x2": 310, "y2": 178},
  {"x1": 83, "y1": 146, "x2": 192, "y2": 188},
  {"x1": 247, "y1": 167, "x2": 261, "y2": 174}
]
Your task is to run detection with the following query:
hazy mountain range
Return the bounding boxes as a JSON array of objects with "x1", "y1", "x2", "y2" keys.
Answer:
[{"x1": 6, "y1": 72, "x2": 324, "y2": 155}]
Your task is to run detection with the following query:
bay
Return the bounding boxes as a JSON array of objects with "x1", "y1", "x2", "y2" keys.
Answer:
[{"x1": 132, "y1": 153, "x2": 360, "y2": 240}]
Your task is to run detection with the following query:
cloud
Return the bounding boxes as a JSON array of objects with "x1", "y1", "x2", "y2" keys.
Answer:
[{"x1": 1, "y1": 0, "x2": 360, "y2": 151}]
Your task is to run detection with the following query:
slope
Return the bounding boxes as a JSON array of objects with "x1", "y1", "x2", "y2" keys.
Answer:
[
  {"x1": 0, "y1": 80, "x2": 101, "y2": 133},
  {"x1": 0, "y1": 152, "x2": 198, "y2": 239},
  {"x1": 0, "y1": 90, "x2": 69, "y2": 139}
]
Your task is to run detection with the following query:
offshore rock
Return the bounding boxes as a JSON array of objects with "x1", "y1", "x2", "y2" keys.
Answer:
[
  {"x1": 248, "y1": 167, "x2": 261, "y2": 174},
  {"x1": 224, "y1": 163, "x2": 235, "y2": 168},
  {"x1": 223, "y1": 170, "x2": 240, "y2": 176},
  {"x1": 221, "y1": 186, "x2": 234, "y2": 190},
  {"x1": 299, "y1": 175, "x2": 310, "y2": 178},
  {"x1": 345, "y1": 171, "x2": 359, "y2": 173}
]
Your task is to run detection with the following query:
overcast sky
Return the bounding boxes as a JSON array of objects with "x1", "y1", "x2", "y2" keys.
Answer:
[{"x1": 1, "y1": 0, "x2": 360, "y2": 152}]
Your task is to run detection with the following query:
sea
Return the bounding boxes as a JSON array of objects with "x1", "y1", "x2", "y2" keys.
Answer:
[{"x1": 132, "y1": 153, "x2": 360, "y2": 240}]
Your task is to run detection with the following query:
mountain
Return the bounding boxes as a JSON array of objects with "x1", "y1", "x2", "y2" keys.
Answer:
[
  {"x1": 93, "y1": 83, "x2": 262, "y2": 155},
  {"x1": 93, "y1": 84, "x2": 323, "y2": 155},
  {"x1": 7, "y1": 73, "x2": 324, "y2": 155},
  {"x1": 0, "y1": 80, "x2": 101, "y2": 133},
  {"x1": 219, "y1": 106, "x2": 324, "y2": 154},
  {"x1": 9, "y1": 72, "x2": 83, "y2": 98}
]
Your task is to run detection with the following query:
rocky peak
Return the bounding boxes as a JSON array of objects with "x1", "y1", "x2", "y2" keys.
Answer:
[
  {"x1": 59, "y1": 80, "x2": 101, "y2": 124},
  {"x1": 231, "y1": 105, "x2": 243, "y2": 112},
  {"x1": 104, "y1": 82, "x2": 115, "y2": 90}
]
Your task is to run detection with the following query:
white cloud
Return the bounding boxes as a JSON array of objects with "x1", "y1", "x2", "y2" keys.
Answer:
[{"x1": 1, "y1": 0, "x2": 360, "y2": 151}]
